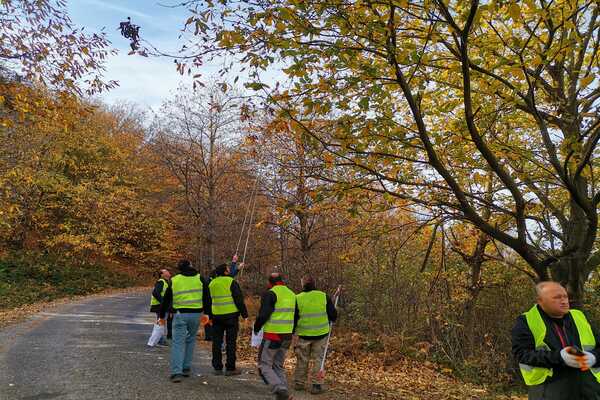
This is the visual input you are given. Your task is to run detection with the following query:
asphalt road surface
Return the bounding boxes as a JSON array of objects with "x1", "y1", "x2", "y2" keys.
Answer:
[{"x1": 0, "y1": 291, "x2": 273, "y2": 400}]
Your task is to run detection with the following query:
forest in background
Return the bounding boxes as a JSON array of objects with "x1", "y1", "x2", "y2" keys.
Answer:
[{"x1": 4, "y1": 0, "x2": 600, "y2": 394}]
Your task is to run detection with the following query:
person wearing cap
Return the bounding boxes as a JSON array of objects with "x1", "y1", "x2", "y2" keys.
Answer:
[
  {"x1": 205, "y1": 262, "x2": 248, "y2": 375},
  {"x1": 293, "y1": 275, "x2": 337, "y2": 394},
  {"x1": 254, "y1": 272, "x2": 296, "y2": 400},
  {"x1": 149, "y1": 268, "x2": 172, "y2": 346},
  {"x1": 159, "y1": 259, "x2": 207, "y2": 383},
  {"x1": 512, "y1": 281, "x2": 600, "y2": 399}
]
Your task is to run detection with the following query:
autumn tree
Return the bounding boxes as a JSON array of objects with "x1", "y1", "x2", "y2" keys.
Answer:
[
  {"x1": 176, "y1": 0, "x2": 600, "y2": 305},
  {"x1": 1, "y1": 0, "x2": 117, "y2": 95},
  {"x1": 151, "y1": 84, "x2": 248, "y2": 269}
]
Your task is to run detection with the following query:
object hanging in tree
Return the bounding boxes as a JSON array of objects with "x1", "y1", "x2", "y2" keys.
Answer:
[{"x1": 119, "y1": 17, "x2": 141, "y2": 52}]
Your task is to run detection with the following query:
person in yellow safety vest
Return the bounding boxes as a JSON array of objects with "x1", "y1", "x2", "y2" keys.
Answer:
[
  {"x1": 206, "y1": 262, "x2": 248, "y2": 376},
  {"x1": 149, "y1": 268, "x2": 172, "y2": 346},
  {"x1": 293, "y1": 275, "x2": 337, "y2": 394},
  {"x1": 159, "y1": 259, "x2": 207, "y2": 383},
  {"x1": 253, "y1": 272, "x2": 296, "y2": 400},
  {"x1": 512, "y1": 281, "x2": 600, "y2": 400}
]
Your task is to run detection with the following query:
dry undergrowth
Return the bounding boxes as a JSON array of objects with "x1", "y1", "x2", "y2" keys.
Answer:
[{"x1": 198, "y1": 297, "x2": 526, "y2": 400}]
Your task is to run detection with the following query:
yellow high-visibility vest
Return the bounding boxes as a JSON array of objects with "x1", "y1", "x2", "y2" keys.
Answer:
[
  {"x1": 519, "y1": 305, "x2": 600, "y2": 386},
  {"x1": 264, "y1": 285, "x2": 295, "y2": 334}
]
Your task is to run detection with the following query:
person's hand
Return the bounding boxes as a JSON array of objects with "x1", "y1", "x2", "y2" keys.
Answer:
[
  {"x1": 239, "y1": 262, "x2": 245, "y2": 270},
  {"x1": 561, "y1": 347, "x2": 582, "y2": 368},
  {"x1": 580, "y1": 351, "x2": 597, "y2": 371},
  {"x1": 157, "y1": 318, "x2": 166, "y2": 326},
  {"x1": 232, "y1": 254, "x2": 238, "y2": 262}
]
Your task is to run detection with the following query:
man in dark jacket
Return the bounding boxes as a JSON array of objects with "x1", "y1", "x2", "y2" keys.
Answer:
[
  {"x1": 512, "y1": 281, "x2": 600, "y2": 399},
  {"x1": 254, "y1": 272, "x2": 296, "y2": 400},
  {"x1": 204, "y1": 255, "x2": 244, "y2": 342},
  {"x1": 205, "y1": 262, "x2": 248, "y2": 375},
  {"x1": 149, "y1": 268, "x2": 172, "y2": 345},
  {"x1": 293, "y1": 275, "x2": 337, "y2": 394},
  {"x1": 159, "y1": 260, "x2": 208, "y2": 382}
]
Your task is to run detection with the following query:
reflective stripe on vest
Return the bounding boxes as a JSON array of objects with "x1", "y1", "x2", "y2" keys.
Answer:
[
  {"x1": 150, "y1": 278, "x2": 168, "y2": 306},
  {"x1": 519, "y1": 305, "x2": 600, "y2": 385},
  {"x1": 209, "y1": 276, "x2": 239, "y2": 315},
  {"x1": 171, "y1": 274, "x2": 203, "y2": 309},
  {"x1": 296, "y1": 290, "x2": 330, "y2": 336},
  {"x1": 264, "y1": 285, "x2": 296, "y2": 334}
]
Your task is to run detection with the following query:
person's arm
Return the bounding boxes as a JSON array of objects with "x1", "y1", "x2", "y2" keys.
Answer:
[
  {"x1": 511, "y1": 315, "x2": 562, "y2": 368},
  {"x1": 254, "y1": 291, "x2": 276, "y2": 333},
  {"x1": 293, "y1": 302, "x2": 299, "y2": 333},
  {"x1": 230, "y1": 260, "x2": 238, "y2": 278},
  {"x1": 326, "y1": 294, "x2": 338, "y2": 323},
  {"x1": 202, "y1": 276, "x2": 211, "y2": 317},
  {"x1": 159, "y1": 286, "x2": 173, "y2": 319},
  {"x1": 152, "y1": 280, "x2": 164, "y2": 303},
  {"x1": 231, "y1": 281, "x2": 248, "y2": 318}
]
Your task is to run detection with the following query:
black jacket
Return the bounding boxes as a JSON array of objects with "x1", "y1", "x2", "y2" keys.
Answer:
[
  {"x1": 293, "y1": 285, "x2": 338, "y2": 341},
  {"x1": 204, "y1": 274, "x2": 248, "y2": 321},
  {"x1": 254, "y1": 284, "x2": 295, "y2": 340},
  {"x1": 150, "y1": 279, "x2": 167, "y2": 313},
  {"x1": 159, "y1": 266, "x2": 207, "y2": 318},
  {"x1": 512, "y1": 305, "x2": 600, "y2": 399}
]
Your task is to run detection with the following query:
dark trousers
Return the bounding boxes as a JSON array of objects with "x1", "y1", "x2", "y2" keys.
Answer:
[{"x1": 211, "y1": 317, "x2": 239, "y2": 371}]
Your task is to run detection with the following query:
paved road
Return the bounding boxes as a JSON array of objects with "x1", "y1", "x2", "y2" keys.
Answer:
[{"x1": 0, "y1": 291, "x2": 272, "y2": 400}]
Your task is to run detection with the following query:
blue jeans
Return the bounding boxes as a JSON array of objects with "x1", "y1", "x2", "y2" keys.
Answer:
[{"x1": 170, "y1": 312, "x2": 201, "y2": 375}]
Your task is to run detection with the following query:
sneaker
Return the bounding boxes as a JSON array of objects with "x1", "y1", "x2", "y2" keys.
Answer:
[
  {"x1": 213, "y1": 369, "x2": 224, "y2": 376},
  {"x1": 182, "y1": 368, "x2": 191, "y2": 377},
  {"x1": 224, "y1": 369, "x2": 242, "y2": 376},
  {"x1": 293, "y1": 382, "x2": 305, "y2": 391},
  {"x1": 310, "y1": 384, "x2": 325, "y2": 394},
  {"x1": 170, "y1": 374, "x2": 182, "y2": 383}
]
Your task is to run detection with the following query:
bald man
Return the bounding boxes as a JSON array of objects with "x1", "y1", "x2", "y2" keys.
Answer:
[{"x1": 512, "y1": 281, "x2": 600, "y2": 399}]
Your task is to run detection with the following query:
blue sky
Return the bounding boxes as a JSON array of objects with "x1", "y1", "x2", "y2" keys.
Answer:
[{"x1": 68, "y1": 0, "x2": 206, "y2": 110}]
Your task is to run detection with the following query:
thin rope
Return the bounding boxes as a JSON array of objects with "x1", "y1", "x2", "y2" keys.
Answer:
[
  {"x1": 242, "y1": 190, "x2": 258, "y2": 264},
  {"x1": 235, "y1": 175, "x2": 259, "y2": 256}
]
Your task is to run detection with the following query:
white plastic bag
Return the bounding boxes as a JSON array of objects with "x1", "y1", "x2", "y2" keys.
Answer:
[
  {"x1": 250, "y1": 328, "x2": 263, "y2": 348},
  {"x1": 147, "y1": 322, "x2": 166, "y2": 347}
]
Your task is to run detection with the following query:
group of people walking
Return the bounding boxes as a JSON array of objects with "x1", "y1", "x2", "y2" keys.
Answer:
[
  {"x1": 148, "y1": 256, "x2": 337, "y2": 400},
  {"x1": 148, "y1": 257, "x2": 600, "y2": 400}
]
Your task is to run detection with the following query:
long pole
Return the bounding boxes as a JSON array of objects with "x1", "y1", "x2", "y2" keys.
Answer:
[{"x1": 318, "y1": 285, "x2": 342, "y2": 378}]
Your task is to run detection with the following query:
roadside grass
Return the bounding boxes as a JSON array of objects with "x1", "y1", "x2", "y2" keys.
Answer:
[{"x1": 0, "y1": 251, "x2": 141, "y2": 310}]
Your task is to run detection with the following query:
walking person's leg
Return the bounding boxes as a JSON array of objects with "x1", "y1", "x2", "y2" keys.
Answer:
[
  {"x1": 293, "y1": 338, "x2": 311, "y2": 390},
  {"x1": 170, "y1": 313, "x2": 187, "y2": 380},
  {"x1": 272, "y1": 338, "x2": 292, "y2": 396},
  {"x1": 167, "y1": 312, "x2": 173, "y2": 340},
  {"x1": 310, "y1": 337, "x2": 328, "y2": 393},
  {"x1": 211, "y1": 320, "x2": 226, "y2": 373},
  {"x1": 258, "y1": 340, "x2": 287, "y2": 394},
  {"x1": 225, "y1": 318, "x2": 239, "y2": 373},
  {"x1": 182, "y1": 313, "x2": 200, "y2": 374}
]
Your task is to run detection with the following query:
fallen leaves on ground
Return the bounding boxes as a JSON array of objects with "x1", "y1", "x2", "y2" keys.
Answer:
[{"x1": 199, "y1": 297, "x2": 526, "y2": 400}]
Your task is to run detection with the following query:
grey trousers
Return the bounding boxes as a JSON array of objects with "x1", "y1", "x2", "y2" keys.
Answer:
[{"x1": 258, "y1": 338, "x2": 291, "y2": 393}]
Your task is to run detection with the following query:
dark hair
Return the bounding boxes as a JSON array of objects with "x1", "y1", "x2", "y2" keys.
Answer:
[
  {"x1": 177, "y1": 259, "x2": 191, "y2": 271},
  {"x1": 302, "y1": 274, "x2": 315, "y2": 289},
  {"x1": 269, "y1": 272, "x2": 284, "y2": 285},
  {"x1": 214, "y1": 263, "x2": 228, "y2": 276}
]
